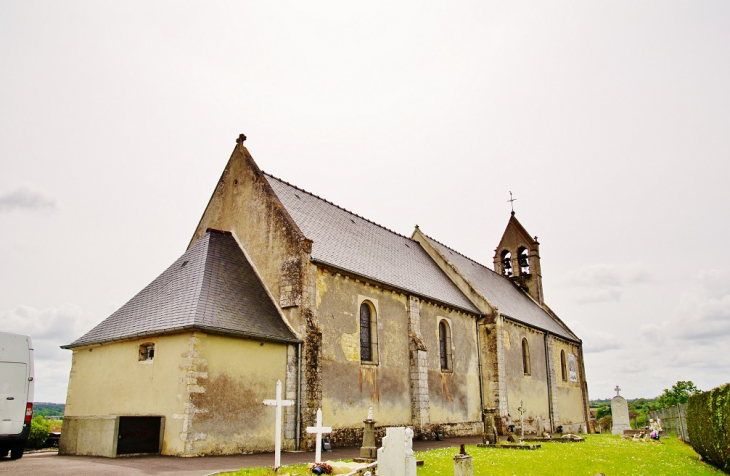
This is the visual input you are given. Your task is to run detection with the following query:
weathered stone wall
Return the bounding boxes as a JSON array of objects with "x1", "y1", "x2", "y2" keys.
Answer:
[
  {"x1": 188, "y1": 142, "x2": 311, "y2": 334},
  {"x1": 315, "y1": 266, "x2": 482, "y2": 441},
  {"x1": 551, "y1": 337, "x2": 587, "y2": 431},
  {"x1": 188, "y1": 142, "x2": 322, "y2": 448},
  {"x1": 188, "y1": 333, "x2": 290, "y2": 455},
  {"x1": 419, "y1": 300, "x2": 481, "y2": 425},
  {"x1": 317, "y1": 267, "x2": 411, "y2": 428},
  {"x1": 502, "y1": 320, "x2": 550, "y2": 434}
]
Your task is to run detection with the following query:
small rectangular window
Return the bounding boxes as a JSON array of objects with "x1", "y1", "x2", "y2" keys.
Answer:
[{"x1": 139, "y1": 343, "x2": 155, "y2": 361}]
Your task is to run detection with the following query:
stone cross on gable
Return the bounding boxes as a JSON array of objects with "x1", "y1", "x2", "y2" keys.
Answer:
[
  {"x1": 263, "y1": 380, "x2": 294, "y2": 469},
  {"x1": 615, "y1": 385, "x2": 621, "y2": 396},
  {"x1": 306, "y1": 408, "x2": 332, "y2": 464}
]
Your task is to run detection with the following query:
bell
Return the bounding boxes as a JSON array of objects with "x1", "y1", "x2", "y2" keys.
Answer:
[
  {"x1": 503, "y1": 258, "x2": 512, "y2": 269},
  {"x1": 518, "y1": 255, "x2": 529, "y2": 267}
]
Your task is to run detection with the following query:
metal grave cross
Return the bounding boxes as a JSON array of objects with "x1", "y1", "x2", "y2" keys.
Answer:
[
  {"x1": 306, "y1": 408, "x2": 332, "y2": 464},
  {"x1": 517, "y1": 400, "x2": 525, "y2": 443},
  {"x1": 263, "y1": 379, "x2": 295, "y2": 469}
]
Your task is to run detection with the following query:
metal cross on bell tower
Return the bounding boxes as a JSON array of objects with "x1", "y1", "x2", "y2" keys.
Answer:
[{"x1": 508, "y1": 191, "x2": 517, "y2": 214}]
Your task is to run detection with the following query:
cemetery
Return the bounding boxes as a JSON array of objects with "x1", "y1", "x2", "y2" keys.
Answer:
[{"x1": 216, "y1": 390, "x2": 726, "y2": 476}]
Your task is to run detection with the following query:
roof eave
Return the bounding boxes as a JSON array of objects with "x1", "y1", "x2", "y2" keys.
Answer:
[
  {"x1": 500, "y1": 314, "x2": 581, "y2": 344},
  {"x1": 61, "y1": 324, "x2": 300, "y2": 350},
  {"x1": 310, "y1": 258, "x2": 480, "y2": 315}
]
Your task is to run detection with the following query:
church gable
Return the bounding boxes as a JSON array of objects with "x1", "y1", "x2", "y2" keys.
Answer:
[{"x1": 190, "y1": 137, "x2": 313, "y2": 314}]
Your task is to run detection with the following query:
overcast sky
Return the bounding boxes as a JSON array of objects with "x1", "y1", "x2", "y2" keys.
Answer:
[{"x1": 1, "y1": 1, "x2": 729, "y2": 404}]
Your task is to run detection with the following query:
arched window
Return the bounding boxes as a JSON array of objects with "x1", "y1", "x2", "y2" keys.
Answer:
[
  {"x1": 521, "y1": 338, "x2": 531, "y2": 375},
  {"x1": 518, "y1": 247, "x2": 530, "y2": 275},
  {"x1": 438, "y1": 320, "x2": 452, "y2": 371},
  {"x1": 560, "y1": 350, "x2": 568, "y2": 381},
  {"x1": 360, "y1": 301, "x2": 378, "y2": 363},
  {"x1": 501, "y1": 250, "x2": 513, "y2": 277}
]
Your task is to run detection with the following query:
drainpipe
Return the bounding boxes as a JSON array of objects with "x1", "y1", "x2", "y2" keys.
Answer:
[
  {"x1": 296, "y1": 342, "x2": 302, "y2": 450},
  {"x1": 543, "y1": 332, "x2": 554, "y2": 431},
  {"x1": 476, "y1": 315, "x2": 485, "y2": 419}
]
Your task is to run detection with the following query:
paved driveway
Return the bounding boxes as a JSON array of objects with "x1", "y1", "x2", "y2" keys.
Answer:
[{"x1": 0, "y1": 436, "x2": 482, "y2": 476}]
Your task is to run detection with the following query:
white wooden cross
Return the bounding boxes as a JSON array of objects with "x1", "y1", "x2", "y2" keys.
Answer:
[
  {"x1": 263, "y1": 380, "x2": 294, "y2": 469},
  {"x1": 306, "y1": 408, "x2": 332, "y2": 463}
]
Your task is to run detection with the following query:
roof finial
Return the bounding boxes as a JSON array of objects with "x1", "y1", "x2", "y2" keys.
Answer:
[
  {"x1": 237, "y1": 133, "x2": 247, "y2": 146},
  {"x1": 508, "y1": 191, "x2": 516, "y2": 215}
]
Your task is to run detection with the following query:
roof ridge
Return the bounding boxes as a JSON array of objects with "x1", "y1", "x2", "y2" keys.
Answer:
[
  {"x1": 263, "y1": 171, "x2": 418, "y2": 243},
  {"x1": 421, "y1": 232, "x2": 500, "y2": 275}
]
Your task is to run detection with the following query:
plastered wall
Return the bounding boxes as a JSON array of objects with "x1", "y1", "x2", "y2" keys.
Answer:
[
  {"x1": 63, "y1": 333, "x2": 190, "y2": 455},
  {"x1": 315, "y1": 267, "x2": 481, "y2": 431},
  {"x1": 62, "y1": 332, "x2": 290, "y2": 456},
  {"x1": 551, "y1": 337, "x2": 586, "y2": 429},
  {"x1": 502, "y1": 320, "x2": 550, "y2": 430},
  {"x1": 188, "y1": 334, "x2": 289, "y2": 455}
]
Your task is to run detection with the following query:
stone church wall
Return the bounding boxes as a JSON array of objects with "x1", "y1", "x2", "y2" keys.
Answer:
[
  {"x1": 502, "y1": 320, "x2": 551, "y2": 433},
  {"x1": 551, "y1": 337, "x2": 586, "y2": 431},
  {"x1": 418, "y1": 300, "x2": 481, "y2": 425},
  {"x1": 316, "y1": 267, "x2": 412, "y2": 428},
  {"x1": 189, "y1": 144, "x2": 311, "y2": 332},
  {"x1": 315, "y1": 266, "x2": 482, "y2": 441}
]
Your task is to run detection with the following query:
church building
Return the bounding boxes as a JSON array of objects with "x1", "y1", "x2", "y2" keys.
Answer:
[{"x1": 60, "y1": 136, "x2": 590, "y2": 457}]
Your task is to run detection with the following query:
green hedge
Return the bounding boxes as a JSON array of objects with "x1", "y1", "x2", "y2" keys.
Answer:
[{"x1": 687, "y1": 383, "x2": 730, "y2": 472}]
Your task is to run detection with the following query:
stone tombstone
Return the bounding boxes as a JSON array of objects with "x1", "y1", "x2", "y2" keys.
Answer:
[
  {"x1": 611, "y1": 385, "x2": 631, "y2": 435},
  {"x1": 377, "y1": 427, "x2": 416, "y2": 476},
  {"x1": 454, "y1": 444, "x2": 474, "y2": 476},
  {"x1": 360, "y1": 407, "x2": 377, "y2": 459},
  {"x1": 483, "y1": 408, "x2": 498, "y2": 445}
]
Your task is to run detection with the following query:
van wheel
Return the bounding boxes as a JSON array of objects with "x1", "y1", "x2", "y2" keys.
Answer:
[
  {"x1": 0, "y1": 448, "x2": 8, "y2": 457},
  {"x1": 9, "y1": 444, "x2": 24, "y2": 460}
]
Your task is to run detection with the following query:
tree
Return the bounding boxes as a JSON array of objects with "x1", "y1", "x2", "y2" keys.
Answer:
[
  {"x1": 595, "y1": 406, "x2": 611, "y2": 420},
  {"x1": 26, "y1": 416, "x2": 51, "y2": 449},
  {"x1": 656, "y1": 381, "x2": 702, "y2": 409}
]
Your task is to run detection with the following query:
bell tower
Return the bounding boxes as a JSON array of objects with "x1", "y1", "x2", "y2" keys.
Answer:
[{"x1": 493, "y1": 212, "x2": 545, "y2": 305}]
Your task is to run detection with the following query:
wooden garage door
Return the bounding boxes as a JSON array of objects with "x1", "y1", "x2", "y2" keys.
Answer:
[{"x1": 117, "y1": 416, "x2": 161, "y2": 455}]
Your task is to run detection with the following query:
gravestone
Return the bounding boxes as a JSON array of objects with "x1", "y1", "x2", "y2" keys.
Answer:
[
  {"x1": 611, "y1": 385, "x2": 631, "y2": 435},
  {"x1": 360, "y1": 407, "x2": 377, "y2": 459},
  {"x1": 306, "y1": 408, "x2": 332, "y2": 463},
  {"x1": 453, "y1": 444, "x2": 474, "y2": 476},
  {"x1": 262, "y1": 379, "x2": 294, "y2": 469},
  {"x1": 376, "y1": 427, "x2": 416, "y2": 476},
  {"x1": 482, "y1": 408, "x2": 498, "y2": 445}
]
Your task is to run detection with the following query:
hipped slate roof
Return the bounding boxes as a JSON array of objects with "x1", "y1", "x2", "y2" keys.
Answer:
[
  {"x1": 424, "y1": 235, "x2": 579, "y2": 342},
  {"x1": 64, "y1": 230, "x2": 298, "y2": 348},
  {"x1": 265, "y1": 174, "x2": 480, "y2": 314}
]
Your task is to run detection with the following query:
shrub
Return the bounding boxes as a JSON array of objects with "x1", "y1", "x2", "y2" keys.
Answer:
[
  {"x1": 26, "y1": 416, "x2": 51, "y2": 449},
  {"x1": 598, "y1": 415, "x2": 612, "y2": 432},
  {"x1": 687, "y1": 383, "x2": 730, "y2": 472}
]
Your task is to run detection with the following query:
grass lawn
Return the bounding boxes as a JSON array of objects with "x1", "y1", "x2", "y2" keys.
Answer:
[{"x1": 220, "y1": 434, "x2": 725, "y2": 476}]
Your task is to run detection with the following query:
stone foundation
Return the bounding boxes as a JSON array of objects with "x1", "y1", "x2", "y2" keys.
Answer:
[{"x1": 328, "y1": 421, "x2": 482, "y2": 448}]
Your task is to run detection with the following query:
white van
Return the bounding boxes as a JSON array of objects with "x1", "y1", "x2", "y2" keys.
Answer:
[{"x1": 0, "y1": 332, "x2": 34, "y2": 460}]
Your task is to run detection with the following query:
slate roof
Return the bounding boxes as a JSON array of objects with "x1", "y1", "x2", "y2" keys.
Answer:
[
  {"x1": 424, "y1": 235, "x2": 580, "y2": 342},
  {"x1": 64, "y1": 230, "x2": 298, "y2": 348},
  {"x1": 264, "y1": 174, "x2": 480, "y2": 314}
]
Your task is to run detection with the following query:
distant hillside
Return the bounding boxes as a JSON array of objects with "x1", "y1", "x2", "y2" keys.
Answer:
[{"x1": 33, "y1": 402, "x2": 65, "y2": 417}]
